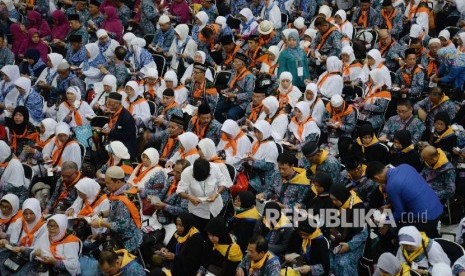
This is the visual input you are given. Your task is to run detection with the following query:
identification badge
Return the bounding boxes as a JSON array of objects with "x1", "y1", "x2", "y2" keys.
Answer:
[{"x1": 297, "y1": 67, "x2": 304, "y2": 77}]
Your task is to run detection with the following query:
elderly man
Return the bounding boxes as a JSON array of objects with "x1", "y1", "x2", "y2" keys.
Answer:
[
  {"x1": 45, "y1": 161, "x2": 82, "y2": 214},
  {"x1": 101, "y1": 92, "x2": 137, "y2": 161},
  {"x1": 65, "y1": 34, "x2": 87, "y2": 66},
  {"x1": 425, "y1": 38, "x2": 441, "y2": 86},
  {"x1": 146, "y1": 114, "x2": 185, "y2": 162},
  {"x1": 90, "y1": 166, "x2": 143, "y2": 252},
  {"x1": 310, "y1": 17, "x2": 342, "y2": 64},
  {"x1": 150, "y1": 15, "x2": 175, "y2": 56},
  {"x1": 414, "y1": 87, "x2": 457, "y2": 129},
  {"x1": 187, "y1": 103, "x2": 222, "y2": 144},
  {"x1": 376, "y1": 29, "x2": 406, "y2": 72},
  {"x1": 95, "y1": 29, "x2": 119, "y2": 62},
  {"x1": 186, "y1": 62, "x2": 218, "y2": 111},
  {"x1": 420, "y1": 146, "x2": 456, "y2": 202},
  {"x1": 236, "y1": 236, "x2": 281, "y2": 276},
  {"x1": 322, "y1": 94, "x2": 357, "y2": 139}
]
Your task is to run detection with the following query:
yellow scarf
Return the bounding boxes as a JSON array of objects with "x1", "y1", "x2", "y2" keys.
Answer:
[
  {"x1": 301, "y1": 228, "x2": 323, "y2": 253},
  {"x1": 401, "y1": 144, "x2": 415, "y2": 153},
  {"x1": 401, "y1": 232, "x2": 430, "y2": 265},
  {"x1": 431, "y1": 96, "x2": 449, "y2": 110},
  {"x1": 356, "y1": 135, "x2": 379, "y2": 153},
  {"x1": 234, "y1": 207, "x2": 261, "y2": 220},
  {"x1": 263, "y1": 213, "x2": 289, "y2": 230},
  {"x1": 175, "y1": 227, "x2": 199, "y2": 244},
  {"x1": 310, "y1": 150, "x2": 328, "y2": 175},
  {"x1": 250, "y1": 252, "x2": 272, "y2": 274},
  {"x1": 213, "y1": 243, "x2": 243, "y2": 262},
  {"x1": 341, "y1": 190, "x2": 363, "y2": 210},
  {"x1": 432, "y1": 148, "x2": 449, "y2": 170},
  {"x1": 114, "y1": 249, "x2": 137, "y2": 271},
  {"x1": 435, "y1": 127, "x2": 454, "y2": 144}
]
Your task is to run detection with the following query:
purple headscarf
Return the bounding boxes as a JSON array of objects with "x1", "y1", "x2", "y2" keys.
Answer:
[
  {"x1": 18, "y1": 28, "x2": 49, "y2": 62},
  {"x1": 27, "y1": 10, "x2": 51, "y2": 38},
  {"x1": 102, "y1": 6, "x2": 123, "y2": 42},
  {"x1": 51, "y1": 10, "x2": 70, "y2": 40}
]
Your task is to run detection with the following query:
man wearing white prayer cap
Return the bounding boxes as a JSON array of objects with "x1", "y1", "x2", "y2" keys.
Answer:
[{"x1": 96, "y1": 29, "x2": 120, "y2": 61}]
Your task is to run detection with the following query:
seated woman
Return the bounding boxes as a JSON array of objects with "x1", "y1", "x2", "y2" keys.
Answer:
[
  {"x1": 80, "y1": 43, "x2": 106, "y2": 88},
  {"x1": 18, "y1": 29, "x2": 49, "y2": 63},
  {"x1": 230, "y1": 191, "x2": 260, "y2": 252},
  {"x1": 237, "y1": 8, "x2": 258, "y2": 39},
  {"x1": 420, "y1": 112, "x2": 457, "y2": 156},
  {"x1": 287, "y1": 101, "x2": 321, "y2": 151},
  {"x1": 65, "y1": 178, "x2": 109, "y2": 239},
  {"x1": 276, "y1": 72, "x2": 302, "y2": 113},
  {"x1": 23, "y1": 214, "x2": 80, "y2": 275},
  {"x1": 374, "y1": 252, "x2": 410, "y2": 276},
  {"x1": 316, "y1": 56, "x2": 343, "y2": 99},
  {"x1": 0, "y1": 141, "x2": 29, "y2": 203},
  {"x1": 341, "y1": 46, "x2": 363, "y2": 100},
  {"x1": 0, "y1": 198, "x2": 46, "y2": 275},
  {"x1": 204, "y1": 217, "x2": 243, "y2": 276},
  {"x1": 123, "y1": 81, "x2": 150, "y2": 128},
  {"x1": 159, "y1": 71, "x2": 189, "y2": 106},
  {"x1": 6, "y1": 106, "x2": 38, "y2": 156},
  {"x1": 284, "y1": 218, "x2": 330, "y2": 275},
  {"x1": 168, "y1": 132, "x2": 200, "y2": 167},
  {"x1": 198, "y1": 138, "x2": 233, "y2": 186},
  {"x1": 328, "y1": 183, "x2": 368, "y2": 275},
  {"x1": 128, "y1": 148, "x2": 165, "y2": 191},
  {"x1": 353, "y1": 123, "x2": 389, "y2": 164},
  {"x1": 57, "y1": 86, "x2": 95, "y2": 127},
  {"x1": 243, "y1": 120, "x2": 280, "y2": 194},
  {"x1": 217, "y1": 119, "x2": 252, "y2": 168},
  {"x1": 304, "y1": 173, "x2": 335, "y2": 226},
  {"x1": 262, "y1": 96, "x2": 289, "y2": 142},
  {"x1": 21, "y1": 118, "x2": 57, "y2": 164},
  {"x1": 259, "y1": 45, "x2": 280, "y2": 79},
  {"x1": 357, "y1": 68, "x2": 391, "y2": 130},
  {"x1": 168, "y1": 24, "x2": 197, "y2": 75},
  {"x1": 0, "y1": 65, "x2": 20, "y2": 116},
  {"x1": 21, "y1": 48, "x2": 47, "y2": 84},
  {"x1": 0, "y1": 194, "x2": 21, "y2": 240},
  {"x1": 396, "y1": 226, "x2": 450, "y2": 275},
  {"x1": 303, "y1": 83, "x2": 325, "y2": 126},
  {"x1": 34, "y1": 53, "x2": 64, "y2": 100},
  {"x1": 180, "y1": 51, "x2": 214, "y2": 85},
  {"x1": 160, "y1": 213, "x2": 204, "y2": 275},
  {"x1": 96, "y1": 141, "x2": 133, "y2": 179},
  {"x1": 389, "y1": 130, "x2": 423, "y2": 172}
]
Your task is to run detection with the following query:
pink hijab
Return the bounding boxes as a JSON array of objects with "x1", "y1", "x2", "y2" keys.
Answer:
[
  {"x1": 102, "y1": 6, "x2": 123, "y2": 42},
  {"x1": 51, "y1": 10, "x2": 70, "y2": 40},
  {"x1": 27, "y1": 10, "x2": 51, "y2": 39},
  {"x1": 10, "y1": 24, "x2": 28, "y2": 55},
  {"x1": 169, "y1": 0, "x2": 191, "y2": 24},
  {"x1": 19, "y1": 28, "x2": 49, "y2": 61}
]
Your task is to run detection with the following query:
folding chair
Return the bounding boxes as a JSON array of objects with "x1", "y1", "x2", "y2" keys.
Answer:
[
  {"x1": 434, "y1": 238, "x2": 465, "y2": 264},
  {"x1": 22, "y1": 164, "x2": 34, "y2": 182},
  {"x1": 152, "y1": 54, "x2": 167, "y2": 77},
  {"x1": 281, "y1": 13, "x2": 289, "y2": 27}
]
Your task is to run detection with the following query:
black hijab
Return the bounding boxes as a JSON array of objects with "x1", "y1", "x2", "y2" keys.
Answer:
[
  {"x1": 358, "y1": 123, "x2": 375, "y2": 139},
  {"x1": 238, "y1": 191, "x2": 255, "y2": 209},
  {"x1": 177, "y1": 212, "x2": 196, "y2": 237},
  {"x1": 7, "y1": 106, "x2": 30, "y2": 134},
  {"x1": 312, "y1": 172, "x2": 333, "y2": 193},
  {"x1": 393, "y1": 130, "x2": 412, "y2": 149},
  {"x1": 329, "y1": 183, "x2": 352, "y2": 203},
  {"x1": 205, "y1": 217, "x2": 232, "y2": 244}
]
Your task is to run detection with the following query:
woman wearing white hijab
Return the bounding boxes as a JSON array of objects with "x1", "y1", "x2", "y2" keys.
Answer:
[
  {"x1": 0, "y1": 141, "x2": 29, "y2": 204},
  {"x1": 31, "y1": 214, "x2": 80, "y2": 275},
  {"x1": 0, "y1": 194, "x2": 21, "y2": 238},
  {"x1": 262, "y1": 96, "x2": 288, "y2": 141},
  {"x1": 180, "y1": 50, "x2": 214, "y2": 84},
  {"x1": 169, "y1": 132, "x2": 200, "y2": 166},
  {"x1": 238, "y1": 8, "x2": 258, "y2": 38},
  {"x1": 316, "y1": 56, "x2": 343, "y2": 99},
  {"x1": 198, "y1": 138, "x2": 233, "y2": 186},
  {"x1": 245, "y1": 120, "x2": 280, "y2": 193},
  {"x1": 287, "y1": 101, "x2": 321, "y2": 146},
  {"x1": 403, "y1": 0, "x2": 429, "y2": 34},
  {"x1": 335, "y1": 10, "x2": 353, "y2": 41},
  {"x1": 260, "y1": 0, "x2": 281, "y2": 30},
  {"x1": 396, "y1": 226, "x2": 449, "y2": 273},
  {"x1": 90, "y1": 74, "x2": 117, "y2": 113},
  {"x1": 260, "y1": 45, "x2": 280, "y2": 78},
  {"x1": 359, "y1": 68, "x2": 391, "y2": 129},
  {"x1": 457, "y1": 32, "x2": 465, "y2": 53},
  {"x1": 217, "y1": 119, "x2": 252, "y2": 168},
  {"x1": 96, "y1": 140, "x2": 133, "y2": 179},
  {"x1": 42, "y1": 123, "x2": 82, "y2": 170},
  {"x1": 22, "y1": 118, "x2": 58, "y2": 164},
  {"x1": 158, "y1": 70, "x2": 189, "y2": 105},
  {"x1": 95, "y1": 29, "x2": 120, "y2": 62},
  {"x1": 277, "y1": 71, "x2": 302, "y2": 111},
  {"x1": 34, "y1": 53, "x2": 63, "y2": 90},
  {"x1": 169, "y1": 24, "x2": 197, "y2": 73},
  {"x1": 373, "y1": 252, "x2": 404, "y2": 276},
  {"x1": 303, "y1": 83, "x2": 325, "y2": 126},
  {"x1": 192, "y1": 11, "x2": 209, "y2": 42},
  {"x1": 360, "y1": 49, "x2": 392, "y2": 88},
  {"x1": 81, "y1": 43, "x2": 105, "y2": 87},
  {"x1": 128, "y1": 148, "x2": 165, "y2": 189},
  {"x1": 57, "y1": 86, "x2": 95, "y2": 127},
  {"x1": 66, "y1": 178, "x2": 109, "y2": 234},
  {"x1": 0, "y1": 65, "x2": 20, "y2": 114},
  {"x1": 341, "y1": 45, "x2": 362, "y2": 82},
  {"x1": 123, "y1": 80, "x2": 150, "y2": 127}
]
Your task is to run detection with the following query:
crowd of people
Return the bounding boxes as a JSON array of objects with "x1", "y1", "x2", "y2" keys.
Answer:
[{"x1": 0, "y1": 0, "x2": 465, "y2": 274}]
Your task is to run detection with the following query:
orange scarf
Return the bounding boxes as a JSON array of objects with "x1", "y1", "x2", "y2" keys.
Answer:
[
  {"x1": 317, "y1": 26, "x2": 337, "y2": 50},
  {"x1": 221, "y1": 131, "x2": 245, "y2": 156},
  {"x1": 363, "y1": 88, "x2": 391, "y2": 104},
  {"x1": 131, "y1": 164, "x2": 157, "y2": 185},
  {"x1": 180, "y1": 147, "x2": 198, "y2": 159},
  {"x1": 251, "y1": 140, "x2": 264, "y2": 155},
  {"x1": 192, "y1": 80, "x2": 216, "y2": 99},
  {"x1": 161, "y1": 137, "x2": 177, "y2": 159},
  {"x1": 50, "y1": 234, "x2": 80, "y2": 260},
  {"x1": 162, "y1": 101, "x2": 178, "y2": 115},
  {"x1": 64, "y1": 101, "x2": 83, "y2": 126},
  {"x1": 381, "y1": 9, "x2": 397, "y2": 30},
  {"x1": 379, "y1": 40, "x2": 394, "y2": 57},
  {"x1": 51, "y1": 139, "x2": 78, "y2": 167},
  {"x1": 224, "y1": 45, "x2": 241, "y2": 65},
  {"x1": 78, "y1": 194, "x2": 108, "y2": 216},
  {"x1": 427, "y1": 54, "x2": 439, "y2": 78},
  {"x1": 0, "y1": 211, "x2": 22, "y2": 226},
  {"x1": 259, "y1": 31, "x2": 275, "y2": 47},
  {"x1": 317, "y1": 72, "x2": 339, "y2": 89},
  {"x1": 291, "y1": 116, "x2": 314, "y2": 140},
  {"x1": 126, "y1": 96, "x2": 146, "y2": 114},
  {"x1": 358, "y1": 10, "x2": 368, "y2": 28},
  {"x1": 167, "y1": 179, "x2": 178, "y2": 196},
  {"x1": 11, "y1": 128, "x2": 38, "y2": 152},
  {"x1": 20, "y1": 217, "x2": 44, "y2": 247},
  {"x1": 109, "y1": 186, "x2": 142, "y2": 228},
  {"x1": 401, "y1": 65, "x2": 422, "y2": 87},
  {"x1": 54, "y1": 172, "x2": 81, "y2": 209},
  {"x1": 342, "y1": 63, "x2": 362, "y2": 77},
  {"x1": 109, "y1": 106, "x2": 123, "y2": 129},
  {"x1": 278, "y1": 87, "x2": 293, "y2": 109},
  {"x1": 36, "y1": 135, "x2": 54, "y2": 149},
  {"x1": 229, "y1": 68, "x2": 250, "y2": 90},
  {"x1": 326, "y1": 102, "x2": 353, "y2": 124},
  {"x1": 249, "y1": 104, "x2": 263, "y2": 122},
  {"x1": 192, "y1": 116, "x2": 208, "y2": 139}
]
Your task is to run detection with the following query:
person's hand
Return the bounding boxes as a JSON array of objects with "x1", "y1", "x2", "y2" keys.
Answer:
[
  {"x1": 34, "y1": 249, "x2": 43, "y2": 258},
  {"x1": 338, "y1": 242, "x2": 350, "y2": 254},
  {"x1": 414, "y1": 268, "x2": 428, "y2": 276},
  {"x1": 100, "y1": 127, "x2": 110, "y2": 135},
  {"x1": 256, "y1": 193, "x2": 265, "y2": 202},
  {"x1": 162, "y1": 251, "x2": 175, "y2": 261},
  {"x1": 10, "y1": 246, "x2": 24, "y2": 254},
  {"x1": 417, "y1": 108, "x2": 427, "y2": 122},
  {"x1": 296, "y1": 265, "x2": 311, "y2": 274},
  {"x1": 189, "y1": 195, "x2": 201, "y2": 206},
  {"x1": 0, "y1": 239, "x2": 8, "y2": 247},
  {"x1": 226, "y1": 92, "x2": 236, "y2": 99},
  {"x1": 378, "y1": 135, "x2": 388, "y2": 143},
  {"x1": 41, "y1": 256, "x2": 57, "y2": 266},
  {"x1": 236, "y1": 268, "x2": 245, "y2": 276},
  {"x1": 86, "y1": 234, "x2": 100, "y2": 242},
  {"x1": 320, "y1": 55, "x2": 327, "y2": 63},
  {"x1": 152, "y1": 202, "x2": 166, "y2": 210},
  {"x1": 43, "y1": 156, "x2": 51, "y2": 162},
  {"x1": 284, "y1": 254, "x2": 298, "y2": 263},
  {"x1": 65, "y1": 209, "x2": 75, "y2": 217},
  {"x1": 153, "y1": 116, "x2": 165, "y2": 125},
  {"x1": 378, "y1": 224, "x2": 389, "y2": 235},
  {"x1": 207, "y1": 192, "x2": 219, "y2": 202},
  {"x1": 89, "y1": 217, "x2": 105, "y2": 228},
  {"x1": 165, "y1": 161, "x2": 174, "y2": 169}
]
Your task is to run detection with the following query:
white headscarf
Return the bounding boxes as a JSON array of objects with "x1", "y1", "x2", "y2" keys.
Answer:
[
  {"x1": 75, "y1": 177, "x2": 101, "y2": 205},
  {"x1": 178, "y1": 132, "x2": 199, "y2": 152},
  {"x1": 398, "y1": 226, "x2": 422, "y2": 247},
  {"x1": 221, "y1": 119, "x2": 241, "y2": 137},
  {"x1": 369, "y1": 68, "x2": 387, "y2": 91},
  {"x1": 267, "y1": 46, "x2": 280, "y2": 65},
  {"x1": 125, "y1": 81, "x2": 140, "y2": 97},
  {"x1": 102, "y1": 74, "x2": 117, "y2": 92},
  {"x1": 319, "y1": 5, "x2": 332, "y2": 19},
  {"x1": 215, "y1": 16, "x2": 227, "y2": 30},
  {"x1": 142, "y1": 147, "x2": 159, "y2": 167},
  {"x1": 304, "y1": 28, "x2": 318, "y2": 40},
  {"x1": 145, "y1": 68, "x2": 159, "y2": 79},
  {"x1": 279, "y1": 72, "x2": 293, "y2": 93},
  {"x1": 367, "y1": 49, "x2": 384, "y2": 68},
  {"x1": 175, "y1": 24, "x2": 189, "y2": 43},
  {"x1": 304, "y1": 83, "x2": 318, "y2": 105},
  {"x1": 85, "y1": 43, "x2": 100, "y2": 62},
  {"x1": 55, "y1": 122, "x2": 70, "y2": 136},
  {"x1": 438, "y1": 29, "x2": 450, "y2": 41},
  {"x1": 239, "y1": 8, "x2": 254, "y2": 22},
  {"x1": 262, "y1": 96, "x2": 279, "y2": 118},
  {"x1": 295, "y1": 101, "x2": 310, "y2": 122},
  {"x1": 375, "y1": 253, "x2": 401, "y2": 276},
  {"x1": 342, "y1": 46, "x2": 356, "y2": 64},
  {"x1": 293, "y1": 17, "x2": 305, "y2": 29},
  {"x1": 164, "y1": 70, "x2": 179, "y2": 87},
  {"x1": 123, "y1": 32, "x2": 136, "y2": 46},
  {"x1": 67, "y1": 86, "x2": 81, "y2": 100},
  {"x1": 0, "y1": 140, "x2": 11, "y2": 163},
  {"x1": 1, "y1": 65, "x2": 20, "y2": 84},
  {"x1": 195, "y1": 51, "x2": 207, "y2": 64},
  {"x1": 131, "y1": 37, "x2": 146, "y2": 48},
  {"x1": 431, "y1": 263, "x2": 452, "y2": 276},
  {"x1": 335, "y1": 9, "x2": 347, "y2": 22},
  {"x1": 326, "y1": 56, "x2": 342, "y2": 73},
  {"x1": 14, "y1": 76, "x2": 31, "y2": 92},
  {"x1": 96, "y1": 29, "x2": 108, "y2": 39},
  {"x1": 198, "y1": 138, "x2": 217, "y2": 161},
  {"x1": 47, "y1": 214, "x2": 68, "y2": 242},
  {"x1": 253, "y1": 120, "x2": 272, "y2": 140},
  {"x1": 409, "y1": 24, "x2": 424, "y2": 38},
  {"x1": 0, "y1": 194, "x2": 19, "y2": 220},
  {"x1": 48, "y1": 53, "x2": 63, "y2": 70},
  {"x1": 282, "y1": 28, "x2": 298, "y2": 40},
  {"x1": 21, "y1": 197, "x2": 42, "y2": 230},
  {"x1": 196, "y1": 11, "x2": 209, "y2": 29},
  {"x1": 458, "y1": 32, "x2": 465, "y2": 45},
  {"x1": 40, "y1": 118, "x2": 58, "y2": 141}
]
